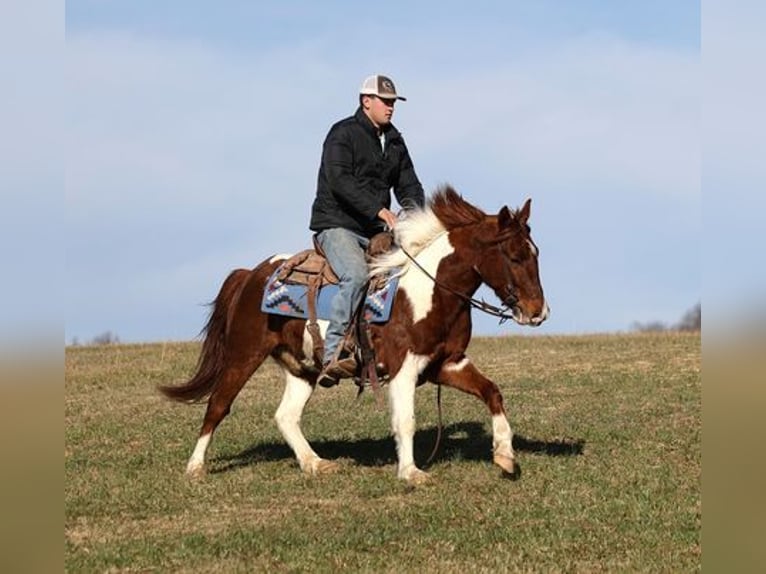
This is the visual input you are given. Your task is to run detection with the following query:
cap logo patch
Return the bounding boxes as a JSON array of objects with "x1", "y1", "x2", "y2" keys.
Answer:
[{"x1": 381, "y1": 78, "x2": 395, "y2": 93}]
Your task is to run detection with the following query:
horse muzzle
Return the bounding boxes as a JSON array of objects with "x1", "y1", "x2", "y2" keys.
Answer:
[
  {"x1": 531, "y1": 302, "x2": 550, "y2": 326},
  {"x1": 511, "y1": 301, "x2": 550, "y2": 327}
]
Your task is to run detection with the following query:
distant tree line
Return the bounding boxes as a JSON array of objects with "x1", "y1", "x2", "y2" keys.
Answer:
[
  {"x1": 631, "y1": 303, "x2": 701, "y2": 333},
  {"x1": 68, "y1": 304, "x2": 702, "y2": 345},
  {"x1": 68, "y1": 331, "x2": 121, "y2": 347}
]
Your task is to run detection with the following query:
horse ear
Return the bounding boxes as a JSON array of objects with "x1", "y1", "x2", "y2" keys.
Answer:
[
  {"x1": 498, "y1": 206, "x2": 512, "y2": 229},
  {"x1": 518, "y1": 198, "x2": 531, "y2": 226}
]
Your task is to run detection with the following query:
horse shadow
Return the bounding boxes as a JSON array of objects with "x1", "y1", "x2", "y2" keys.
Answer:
[{"x1": 210, "y1": 421, "x2": 585, "y2": 475}]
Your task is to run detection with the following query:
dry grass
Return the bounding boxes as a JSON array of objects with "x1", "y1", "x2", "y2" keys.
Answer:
[{"x1": 66, "y1": 332, "x2": 700, "y2": 572}]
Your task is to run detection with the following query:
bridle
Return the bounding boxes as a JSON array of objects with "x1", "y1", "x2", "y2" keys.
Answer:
[{"x1": 398, "y1": 244, "x2": 518, "y2": 324}]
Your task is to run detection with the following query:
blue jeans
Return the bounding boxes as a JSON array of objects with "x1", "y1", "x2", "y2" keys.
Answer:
[{"x1": 316, "y1": 228, "x2": 370, "y2": 364}]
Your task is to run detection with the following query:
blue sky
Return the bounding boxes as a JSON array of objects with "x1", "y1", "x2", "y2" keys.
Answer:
[{"x1": 59, "y1": 1, "x2": 706, "y2": 343}]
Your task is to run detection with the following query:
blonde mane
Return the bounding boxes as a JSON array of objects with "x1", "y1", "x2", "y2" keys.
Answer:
[{"x1": 368, "y1": 203, "x2": 446, "y2": 280}]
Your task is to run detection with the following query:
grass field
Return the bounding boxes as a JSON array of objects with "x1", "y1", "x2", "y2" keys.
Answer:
[{"x1": 65, "y1": 332, "x2": 700, "y2": 572}]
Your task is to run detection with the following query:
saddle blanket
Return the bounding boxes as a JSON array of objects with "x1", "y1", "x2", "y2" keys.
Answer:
[{"x1": 261, "y1": 268, "x2": 400, "y2": 323}]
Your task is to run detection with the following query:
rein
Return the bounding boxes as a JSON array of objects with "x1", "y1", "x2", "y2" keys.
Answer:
[
  {"x1": 398, "y1": 245, "x2": 516, "y2": 323},
  {"x1": 424, "y1": 384, "x2": 443, "y2": 469}
]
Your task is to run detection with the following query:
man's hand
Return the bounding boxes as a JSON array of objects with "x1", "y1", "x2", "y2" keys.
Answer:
[{"x1": 377, "y1": 208, "x2": 398, "y2": 229}]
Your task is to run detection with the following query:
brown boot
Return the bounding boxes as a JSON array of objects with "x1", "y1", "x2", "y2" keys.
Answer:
[{"x1": 316, "y1": 356, "x2": 358, "y2": 388}]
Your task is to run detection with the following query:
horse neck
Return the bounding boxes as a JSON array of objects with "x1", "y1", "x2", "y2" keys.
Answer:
[{"x1": 412, "y1": 229, "x2": 483, "y2": 297}]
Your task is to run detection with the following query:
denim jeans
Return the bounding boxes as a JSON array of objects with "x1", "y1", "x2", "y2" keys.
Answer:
[{"x1": 315, "y1": 228, "x2": 370, "y2": 364}]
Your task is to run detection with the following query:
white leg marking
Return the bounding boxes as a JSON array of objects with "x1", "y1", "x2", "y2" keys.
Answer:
[
  {"x1": 186, "y1": 433, "x2": 211, "y2": 476},
  {"x1": 492, "y1": 413, "x2": 516, "y2": 473},
  {"x1": 399, "y1": 234, "x2": 454, "y2": 323},
  {"x1": 274, "y1": 371, "x2": 337, "y2": 475},
  {"x1": 444, "y1": 357, "x2": 470, "y2": 372},
  {"x1": 388, "y1": 352, "x2": 430, "y2": 483}
]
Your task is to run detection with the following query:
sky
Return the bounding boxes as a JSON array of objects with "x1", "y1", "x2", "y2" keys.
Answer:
[
  {"x1": 12, "y1": 0, "x2": 752, "y2": 346},
  {"x1": 57, "y1": 1, "x2": 707, "y2": 344}
]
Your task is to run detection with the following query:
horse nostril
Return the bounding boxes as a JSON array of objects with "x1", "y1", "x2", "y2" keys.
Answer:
[{"x1": 531, "y1": 304, "x2": 550, "y2": 325}]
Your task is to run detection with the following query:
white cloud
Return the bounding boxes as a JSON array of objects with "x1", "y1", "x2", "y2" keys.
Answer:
[
  {"x1": 67, "y1": 32, "x2": 321, "y2": 209},
  {"x1": 403, "y1": 33, "x2": 699, "y2": 200}
]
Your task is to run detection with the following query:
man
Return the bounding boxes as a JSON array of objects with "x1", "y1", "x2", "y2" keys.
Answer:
[{"x1": 310, "y1": 74, "x2": 425, "y2": 387}]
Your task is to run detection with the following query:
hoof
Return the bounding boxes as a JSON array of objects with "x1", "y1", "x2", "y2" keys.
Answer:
[
  {"x1": 401, "y1": 466, "x2": 430, "y2": 486},
  {"x1": 304, "y1": 458, "x2": 340, "y2": 475},
  {"x1": 185, "y1": 463, "x2": 205, "y2": 479},
  {"x1": 315, "y1": 459, "x2": 341, "y2": 475},
  {"x1": 493, "y1": 454, "x2": 518, "y2": 478}
]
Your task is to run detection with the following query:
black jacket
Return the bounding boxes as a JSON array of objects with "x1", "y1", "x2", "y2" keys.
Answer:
[{"x1": 310, "y1": 107, "x2": 425, "y2": 237}]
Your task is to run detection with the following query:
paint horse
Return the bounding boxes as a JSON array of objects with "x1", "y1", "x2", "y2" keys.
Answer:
[{"x1": 160, "y1": 186, "x2": 549, "y2": 484}]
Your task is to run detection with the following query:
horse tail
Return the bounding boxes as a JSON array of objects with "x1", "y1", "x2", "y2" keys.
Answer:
[{"x1": 159, "y1": 268, "x2": 251, "y2": 403}]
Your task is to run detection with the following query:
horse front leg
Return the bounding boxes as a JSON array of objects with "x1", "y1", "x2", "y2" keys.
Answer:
[
  {"x1": 388, "y1": 352, "x2": 431, "y2": 484},
  {"x1": 274, "y1": 371, "x2": 339, "y2": 475},
  {"x1": 436, "y1": 356, "x2": 518, "y2": 477}
]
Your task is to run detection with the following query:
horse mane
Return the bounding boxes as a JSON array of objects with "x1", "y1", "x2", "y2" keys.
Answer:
[
  {"x1": 430, "y1": 185, "x2": 487, "y2": 229},
  {"x1": 369, "y1": 185, "x2": 486, "y2": 279}
]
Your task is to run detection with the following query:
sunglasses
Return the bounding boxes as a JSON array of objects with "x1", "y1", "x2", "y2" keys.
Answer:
[{"x1": 372, "y1": 95, "x2": 397, "y2": 107}]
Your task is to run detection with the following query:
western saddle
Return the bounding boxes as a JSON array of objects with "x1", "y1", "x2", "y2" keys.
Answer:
[{"x1": 273, "y1": 231, "x2": 394, "y2": 387}]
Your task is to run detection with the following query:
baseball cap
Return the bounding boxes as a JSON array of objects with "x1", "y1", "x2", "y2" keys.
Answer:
[{"x1": 359, "y1": 74, "x2": 407, "y2": 101}]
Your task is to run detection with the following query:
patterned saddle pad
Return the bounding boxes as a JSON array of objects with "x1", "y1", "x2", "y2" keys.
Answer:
[{"x1": 261, "y1": 268, "x2": 400, "y2": 323}]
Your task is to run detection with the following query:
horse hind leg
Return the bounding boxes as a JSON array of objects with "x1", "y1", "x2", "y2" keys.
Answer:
[
  {"x1": 186, "y1": 352, "x2": 268, "y2": 477},
  {"x1": 436, "y1": 357, "x2": 517, "y2": 477},
  {"x1": 274, "y1": 371, "x2": 339, "y2": 475}
]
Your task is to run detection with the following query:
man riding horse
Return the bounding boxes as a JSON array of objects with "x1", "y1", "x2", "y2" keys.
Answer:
[
  {"x1": 309, "y1": 74, "x2": 425, "y2": 387},
  {"x1": 158, "y1": 75, "x2": 550, "y2": 484}
]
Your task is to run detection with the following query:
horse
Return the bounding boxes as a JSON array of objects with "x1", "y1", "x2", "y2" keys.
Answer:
[{"x1": 159, "y1": 186, "x2": 549, "y2": 484}]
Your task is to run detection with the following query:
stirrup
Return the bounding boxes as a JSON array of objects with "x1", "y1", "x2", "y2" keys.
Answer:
[{"x1": 317, "y1": 356, "x2": 358, "y2": 388}]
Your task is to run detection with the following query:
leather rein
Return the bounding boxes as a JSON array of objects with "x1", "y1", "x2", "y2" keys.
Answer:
[{"x1": 397, "y1": 244, "x2": 518, "y2": 324}]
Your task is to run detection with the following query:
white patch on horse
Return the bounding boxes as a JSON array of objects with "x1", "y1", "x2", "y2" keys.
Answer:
[
  {"x1": 388, "y1": 351, "x2": 430, "y2": 481},
  {"x1": 444, "y1": 357, "x2": 470, "y2": 372},
  {"x1": 527, "y1": 239, "x2": 538, "y2": 257},
  {"x1": 186, "y1": 433, "x2": 211, "y2": 475},
  {"x1": 398, "y1": 232, "x2": 454, "y2": 323},
  {"x1": 274, "y1": 371, "x2": 330, "y2": 474},
  {"x1": 269, "y1": 253, "x2": 292, "y2": 264},
  {"x1": 491, "y1": 413, "x2": 515, "y2": 462},
  {"x1": 368, "y1": 206, "x2": 454, "y2": 325}
]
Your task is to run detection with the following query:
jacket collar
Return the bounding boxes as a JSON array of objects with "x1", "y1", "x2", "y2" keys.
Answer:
[{"x1": 354, "y1": 106, "x2": 401, "y2": 141}]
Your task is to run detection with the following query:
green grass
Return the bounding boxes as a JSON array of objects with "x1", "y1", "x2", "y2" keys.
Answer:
[{"x1": 65, "y1": 333, "x2": 700, "y2": 572}]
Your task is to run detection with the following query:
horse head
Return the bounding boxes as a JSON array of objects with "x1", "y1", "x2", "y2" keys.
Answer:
[
  {"x1": 482, "y1": 199, "x2": 549, "y2": 326},
  {"x1": 470, "y1": 198, "x2": 549, "y2": 327},
  {"x1": 427, "y1": 187, "x2": 549, "y2": 327}
]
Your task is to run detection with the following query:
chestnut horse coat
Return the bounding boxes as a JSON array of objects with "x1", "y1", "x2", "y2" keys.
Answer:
[{"x1": 160, "y1": 186, "x2": 549, "y2": 484}]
